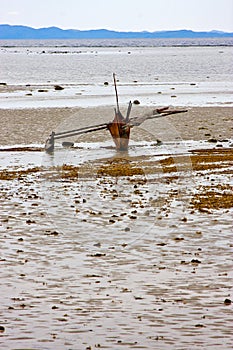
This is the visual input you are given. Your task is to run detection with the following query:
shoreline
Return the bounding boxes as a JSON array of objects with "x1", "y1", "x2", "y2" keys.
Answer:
[{"x1": 0, "y1": 106, "x2": 232, "y2": 145}]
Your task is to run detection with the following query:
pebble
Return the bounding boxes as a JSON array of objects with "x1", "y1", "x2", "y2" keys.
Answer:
[{"x1": 54, "y1": 85, "x2": 64, "y2": 90}]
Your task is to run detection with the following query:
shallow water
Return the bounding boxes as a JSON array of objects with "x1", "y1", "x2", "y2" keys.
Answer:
[
  {"x1": 0, "y1": 140, "x2": 232, "y2": 349},
  {"x1": 0, "y1": 45, "x2": 233, "y2": 108}
]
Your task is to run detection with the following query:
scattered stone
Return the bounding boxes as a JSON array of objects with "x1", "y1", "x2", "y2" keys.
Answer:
[
  {"x1": 129, "y1": 215, "x2": 137, "y2": 219},
  {"x1": 104, "y1": 81, "x2": 109, "y2": 85},
  {"x1": 191, "y1": 259, "x2": 201, "y2": 264},
  {"x1": 45, "y1": 230, "x2": 60, "y2": 236},
  {"x1": 124, "y1": 227, "x2": 130, "y2": 232},
  {"x1": 90, "y1": 253, "x2": 106, "y2": 257},
  {"x1": 26, "y1": 219, "x2": 35, "y2": 224},
  {"x1": 224, "y1": 298, "x2": 232, "y2": 305},
  {"x1": 0, "y1": 326, "x2": 5, "y2": 332},
  {"x1": 208, "y1": 138, "x2": 217, "y2": 143},
  {"x1": 54, "y1": 85, "x2": 64, "y2": 90},
  {"x1": 38, "y1": 89, "x2": 48, "y2": 92},
  {"x1": 133, "y1": 99, "x2": 140, "y2": 105},
  {"x1": 181, "y1": 217, "x2": 187, "y2": 222}
]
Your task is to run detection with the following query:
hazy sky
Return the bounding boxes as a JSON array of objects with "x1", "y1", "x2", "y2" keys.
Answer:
[{"x1": 1, "y1": 0, "x2": 233, "y2": 32}]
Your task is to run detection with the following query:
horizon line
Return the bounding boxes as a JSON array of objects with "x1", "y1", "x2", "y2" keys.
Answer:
[{"x1": 1, "y1": 24, "x2": 233, "y2": 34}]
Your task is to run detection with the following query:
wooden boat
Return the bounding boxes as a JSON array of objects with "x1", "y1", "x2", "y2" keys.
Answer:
[{"x1": 45, "y1": 74, "x2": 187, "y2": 153}]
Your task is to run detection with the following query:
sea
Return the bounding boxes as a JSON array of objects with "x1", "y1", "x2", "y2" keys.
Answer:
[{"x1": 0, "y1": 38, "x2": 233, "y2": 108}]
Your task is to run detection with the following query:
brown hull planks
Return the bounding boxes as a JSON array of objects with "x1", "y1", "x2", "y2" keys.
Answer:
[{"x1": 107, "y1": 111, "x2": 130, "y2": 151}]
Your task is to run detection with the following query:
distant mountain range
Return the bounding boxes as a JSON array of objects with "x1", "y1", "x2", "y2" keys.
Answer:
[{"x1": 0, "y1": 24, "x2": 233, "y2": 40}]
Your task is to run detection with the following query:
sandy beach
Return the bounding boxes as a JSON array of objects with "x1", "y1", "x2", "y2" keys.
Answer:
[
  {"x1": 0, "y1": 103, "x2": 232, "y2": 349},
  {"x1": 0, "y1": 106, "x2": 232, "y2": 145}
]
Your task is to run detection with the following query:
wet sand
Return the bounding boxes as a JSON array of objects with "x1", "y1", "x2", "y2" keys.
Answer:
[
  {"x1": 0, "y1": 106, "x2": 233, "y2": 145},
  {"x1": 0, "y1": 106, "x2": 233, "y2": 349}
]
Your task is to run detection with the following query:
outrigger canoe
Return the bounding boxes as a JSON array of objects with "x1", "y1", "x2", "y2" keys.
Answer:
[{"x1": 45, "y1": 74, "x2": 187, "y2": 153}]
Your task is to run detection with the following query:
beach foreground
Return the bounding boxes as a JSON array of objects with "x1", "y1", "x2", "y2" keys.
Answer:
[
  {"x1": 0, "y1": 105, "x2": 232, "y2": 349},
  {"x1": 0, "y1": 106, "x2": 233, "y2": 145}
]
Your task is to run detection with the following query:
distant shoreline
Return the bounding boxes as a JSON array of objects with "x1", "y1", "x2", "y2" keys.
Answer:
[{"x1": 1, "y1": 24, "x2": 233, "y2": 40}]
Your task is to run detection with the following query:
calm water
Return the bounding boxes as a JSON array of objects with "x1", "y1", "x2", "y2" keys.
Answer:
[{"x1": 0, "y1": 38, "x2": 232, "y2": 107}]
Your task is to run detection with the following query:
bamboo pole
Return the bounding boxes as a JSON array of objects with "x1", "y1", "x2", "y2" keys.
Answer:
[{"x1": 54, "y1": 125, "x2": 108, "y2": 140}]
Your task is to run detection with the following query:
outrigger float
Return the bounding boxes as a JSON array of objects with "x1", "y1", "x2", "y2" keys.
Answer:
[{"x1": 45, "y1": 74, "x2": 187, "y2": 153}]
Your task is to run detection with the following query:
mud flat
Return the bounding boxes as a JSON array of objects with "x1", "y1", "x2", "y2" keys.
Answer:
[{"x1": 0, "y1": 106, "x2": 232, "y2": 349}]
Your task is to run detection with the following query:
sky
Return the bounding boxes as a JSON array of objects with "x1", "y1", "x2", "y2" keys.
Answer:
[{"x1": 1, "y1": 0, "x2": 233, "y2": 32}]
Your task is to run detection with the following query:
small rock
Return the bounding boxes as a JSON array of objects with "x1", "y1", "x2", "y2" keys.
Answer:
[
  {"x1": 133, "y1": 99, "x2": 140, "y2": 105},
  {"x1": 104, "y1": 81, "x2": 109, "y2": 85},
  {"x1": 48, "y1": 231, "x2": 60, "y2": 236},
  {"x1": 208, "y1": 138, "x2": 217, "y2": 143},
  {"x1": 181, "y1": 217, "x2": 187, "y2": 222},
  {"x1": 91, "y1": 253, "x2": 106, "y2": 257},
  {"x1": 0, "y1": 326, "x2": 5, "y2": 332},
  {"x1": 224, "y1": 298, "x2": 232, "y2": 305},
  {"x1": 54, "y1": 85, "x2": 64, "y2": 90},
  {"x1": 191, "y1": 259, "x2": 201, "y2": 264}
]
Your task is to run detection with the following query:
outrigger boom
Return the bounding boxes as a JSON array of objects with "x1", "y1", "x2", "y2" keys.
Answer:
[{"x1": 45, "y1": 74, "x2": 187, "y2": 153}]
